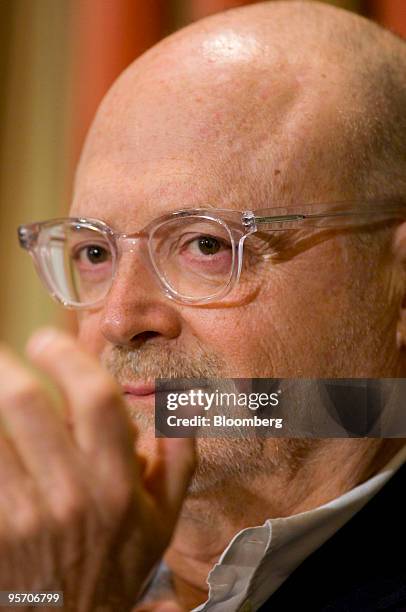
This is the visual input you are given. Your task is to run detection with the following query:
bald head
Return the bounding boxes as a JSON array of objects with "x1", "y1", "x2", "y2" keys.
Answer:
[{"x1": 76, "y1": 0, "x2": 406, "y2": 217}]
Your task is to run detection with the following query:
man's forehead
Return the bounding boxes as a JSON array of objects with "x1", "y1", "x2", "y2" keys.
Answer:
[
  {"x1": 70, "y1": 159, "x2": 237, "y2": 229},
  {"x1": 77, "y1": 55, "x2": 304, "y2": 169},
  {"x1": 71, "y1": 72, "x2": 302, "y2": 225},
  {"x1": 71, "y1": 12, "x2": 362, "y2": 227}
]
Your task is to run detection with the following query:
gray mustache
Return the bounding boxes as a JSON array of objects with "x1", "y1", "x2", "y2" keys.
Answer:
[{"x1": 100, "y1": 344, "x2": 225, "y2": 382}]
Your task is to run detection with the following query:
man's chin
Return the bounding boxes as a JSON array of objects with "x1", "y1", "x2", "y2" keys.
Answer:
[{"x1": 133, "y1": 423, "x2": 269, "y2": 498}]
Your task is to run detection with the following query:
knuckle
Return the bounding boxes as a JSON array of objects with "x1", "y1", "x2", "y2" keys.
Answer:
[
  {"x1": 48, "y1": 486, "x2": 89, "y2": 526},
  {"x1": 2, "y1": 381, "x2": 43, "y2": 409},
  {"x1": 102, "y1": 480, "x2": 135, "y2": 520},
  {"x1": 14, "y1": 505, "x2": 42, "y2": 540}
]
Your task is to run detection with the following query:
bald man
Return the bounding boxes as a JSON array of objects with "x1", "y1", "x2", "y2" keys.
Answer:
[{"x1": 4, "y1": 1, "x2": 406, "y2": 610}]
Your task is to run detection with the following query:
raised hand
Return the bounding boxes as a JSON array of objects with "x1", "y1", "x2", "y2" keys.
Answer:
[{"x1": 0, "y1": 328, "x2": 195, "y2": 612}]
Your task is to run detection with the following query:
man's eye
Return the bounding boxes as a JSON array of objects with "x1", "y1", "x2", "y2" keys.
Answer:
[
  {"x1": 195, "y1": 236, "x2": 222, "y2": 255},
  {"x1": 182, "y1": 234, "x2": 230, "y2": 257},
  {"x1": 73, "y1": 244, "x2": 110, "y2": 265},
  {"x1": 85, "y1": 245, "x2": 109, "y2": 263}
]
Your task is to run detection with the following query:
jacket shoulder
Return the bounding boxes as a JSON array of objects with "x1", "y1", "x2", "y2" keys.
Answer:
[{"x1": 258, "y1": 462, "x2": 406, "y2": 611}]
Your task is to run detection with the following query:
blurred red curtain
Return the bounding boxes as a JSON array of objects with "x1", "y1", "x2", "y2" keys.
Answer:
[
  {"x1": 368, "y1": 0, "x2": 406, "y2": 36},
  {"x1": 70, "y1": 0, "x2": 166, "y2": 168},
  {"x1": 188, "y1": 0, "x2": 260, "y2": 20}
]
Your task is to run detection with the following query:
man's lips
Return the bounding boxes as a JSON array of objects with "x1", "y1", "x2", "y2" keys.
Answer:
[
  {"x1": 122, "y1": 383, "x2": 155, "y2": 397},
  {"x1": 121, "y1": 381, "x2": 212, "y2": 402}
]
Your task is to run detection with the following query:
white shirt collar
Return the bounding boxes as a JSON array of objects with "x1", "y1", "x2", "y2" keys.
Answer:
[{"x1": 141, "y1": 443, "x2": 406, "y2": 612}]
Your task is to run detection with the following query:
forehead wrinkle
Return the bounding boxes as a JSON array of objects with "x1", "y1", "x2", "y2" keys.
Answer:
[{"x1": 70, "y1": 161, "x2": 240, "y2": 232}]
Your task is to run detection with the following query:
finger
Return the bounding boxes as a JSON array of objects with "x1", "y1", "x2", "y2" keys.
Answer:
[
  {"x1": 0, "y1": 435, "x2": 52, "y2": 583},
  {"x1": 144, "y1": 437, "x2": 196, "y2": 521},
  {"x1": 0, "y1": 431, "x2": 28, "y2": 485},
  {"x1": 0, "y1": 434, "x2": 38, "y2": 528},
  {"x1": 137, "y1": 453, "x2": 149, "y2": 480},
  {"x1": 0, "y1": 344, "x2": 83, "y2": 496},
  {"x1": 26, "y1": 328, "x2": 137, "y2": 472}
]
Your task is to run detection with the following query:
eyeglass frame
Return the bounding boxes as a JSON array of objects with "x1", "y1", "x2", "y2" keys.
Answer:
[{"x1": 18, "y1": 199, "x2": 406, "y2": 308}]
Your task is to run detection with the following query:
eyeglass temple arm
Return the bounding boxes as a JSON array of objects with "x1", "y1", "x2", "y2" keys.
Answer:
[
  {"x1": 245, "y1": 206, "x2": 406, "y2": 228},
  {"x1": 242, "y1": 210, "x2": 335, "y2": 231}
]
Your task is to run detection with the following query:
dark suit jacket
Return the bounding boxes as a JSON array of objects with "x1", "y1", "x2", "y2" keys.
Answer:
[{"x1": 258, "y1": 461, "x2": 406, "y2": 611}]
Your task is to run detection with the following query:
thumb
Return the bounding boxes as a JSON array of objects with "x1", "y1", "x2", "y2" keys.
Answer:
[{"x1": 144, "y1": 437, "x2": 196, "y2": 520}]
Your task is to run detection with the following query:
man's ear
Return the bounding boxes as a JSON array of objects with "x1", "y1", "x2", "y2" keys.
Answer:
[{"x1": 393, "y1": 222, "x2": 406, "y2": 350}]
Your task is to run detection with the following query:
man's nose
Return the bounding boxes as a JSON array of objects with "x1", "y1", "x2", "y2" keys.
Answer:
[{"x1": 99, "y1": 250, "x2": 182, "y2": 348}]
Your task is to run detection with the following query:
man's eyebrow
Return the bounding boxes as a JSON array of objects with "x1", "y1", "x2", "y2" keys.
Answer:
[{"x1": 70, "y1": 203, "x2": 221, "y2": 234}]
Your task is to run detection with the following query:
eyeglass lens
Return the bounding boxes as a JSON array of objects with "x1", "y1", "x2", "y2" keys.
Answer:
[{"x1": 36, "y1": 217, "x2": 235, "y2": 306}]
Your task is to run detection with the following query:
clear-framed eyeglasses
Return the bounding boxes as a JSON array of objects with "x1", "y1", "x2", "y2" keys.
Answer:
[{"x1": 18, "y1": 200, "x2": 406, "y2": 308}]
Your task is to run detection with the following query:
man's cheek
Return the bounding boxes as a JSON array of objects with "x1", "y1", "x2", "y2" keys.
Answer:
[{"x1": 189, "y1": 311, "x2": 277, "y2": 376}]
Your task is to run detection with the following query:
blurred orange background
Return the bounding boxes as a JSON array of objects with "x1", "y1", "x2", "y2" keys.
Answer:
[{"x1": 1, "y1": 0, "x2": 405, "y2": 352}]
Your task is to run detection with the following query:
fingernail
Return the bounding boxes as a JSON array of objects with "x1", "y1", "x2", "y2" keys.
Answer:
[{"x1": 26, "y1": 327, "x2": 60, "y2": 358}]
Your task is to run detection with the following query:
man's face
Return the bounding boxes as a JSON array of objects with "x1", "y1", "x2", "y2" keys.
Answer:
[{"x1": 70, "y1": 30, "x2": 404, "y2": 485}]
